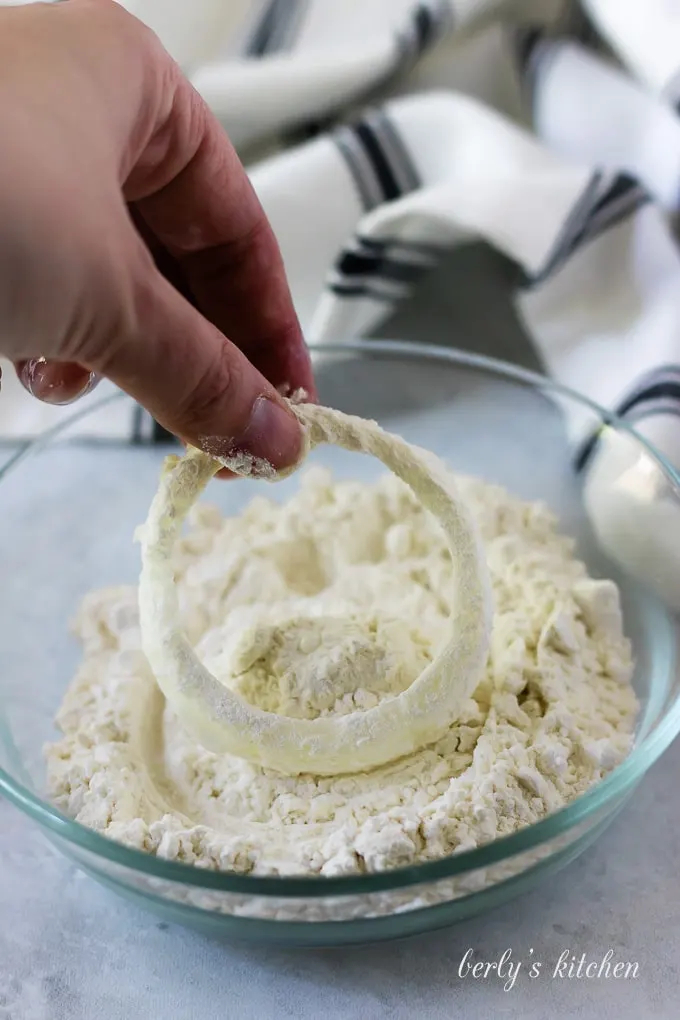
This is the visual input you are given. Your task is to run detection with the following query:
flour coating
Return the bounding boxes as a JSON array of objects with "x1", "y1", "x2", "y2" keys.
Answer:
[
  {"x1": 45, "y1": 468, "x2": 638, "y2": 877},
  {"x1": 137, "y1": 404, "x2": 492, "y2": 775}
]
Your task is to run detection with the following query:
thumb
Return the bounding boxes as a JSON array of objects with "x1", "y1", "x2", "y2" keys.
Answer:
[{"x1": 87, "y1": 261, "x2": 306, "y2": 476}]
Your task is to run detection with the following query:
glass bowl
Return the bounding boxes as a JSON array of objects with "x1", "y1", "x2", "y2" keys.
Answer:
[{"x1": 1, "y1": 341, "x2": 679, "y2": 948}]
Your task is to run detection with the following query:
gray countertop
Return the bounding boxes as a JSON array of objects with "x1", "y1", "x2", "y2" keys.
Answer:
[
  {"x1": 1, "y1": 247, "x2": 679, "y2": 1019},
  {"x1": 2, "y1": 742, "x2": 679, "y2": 1020}
]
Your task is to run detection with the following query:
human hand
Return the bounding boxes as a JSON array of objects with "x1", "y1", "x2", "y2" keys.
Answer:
[{"x1": 0, "y1": 0, "x2": 315, "y2": 471}]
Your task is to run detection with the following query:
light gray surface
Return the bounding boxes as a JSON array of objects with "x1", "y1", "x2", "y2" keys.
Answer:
[
  {"x1": 1, "y1": 747, "x2": 680, "y2": 1020},
  {"x1": 1, "y1": 247, "x2": 679, "y2": 1018}
]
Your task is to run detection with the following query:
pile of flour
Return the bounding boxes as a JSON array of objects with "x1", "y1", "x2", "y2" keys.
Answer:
[{"x1": 45, "y1": 468, "x2": 638, "y2": 877}]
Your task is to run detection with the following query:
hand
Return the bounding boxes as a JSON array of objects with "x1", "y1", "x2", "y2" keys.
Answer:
[{"x1": 0, "y1": 0, "x2": 315, "y2": 471}]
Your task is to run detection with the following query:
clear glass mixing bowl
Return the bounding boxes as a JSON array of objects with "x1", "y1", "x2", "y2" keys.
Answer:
[{"x1": 1, "y1": 342, "x2": 679, "y2": 947}]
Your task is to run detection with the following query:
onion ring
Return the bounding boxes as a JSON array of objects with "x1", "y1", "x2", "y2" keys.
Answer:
[{"x1": 137, "y1": 404, "x2": 492, "y2": 776}]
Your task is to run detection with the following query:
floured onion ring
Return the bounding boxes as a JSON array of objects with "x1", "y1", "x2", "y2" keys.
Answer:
[{"x1": 137, "y1": 404, "x2": 492, "y2": 776}]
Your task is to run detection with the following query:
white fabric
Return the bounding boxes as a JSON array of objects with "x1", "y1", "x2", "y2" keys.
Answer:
[
  {"x1": 525, "y1": 35, "x2": 680, "y2": 453},
  {"x1": 532, "y1": 40, "x2": 680, "y2": 212},
  {"x1": 123, "y1": 1, "x2": 537, "y2": 144},
  {"x1": 582, "y1": 0, "x2": 680, "y2": 99}
]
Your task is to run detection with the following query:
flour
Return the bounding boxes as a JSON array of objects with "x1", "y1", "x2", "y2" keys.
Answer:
[{"x1": 45, "y1": 468, "x2": 638, "y2": 878}]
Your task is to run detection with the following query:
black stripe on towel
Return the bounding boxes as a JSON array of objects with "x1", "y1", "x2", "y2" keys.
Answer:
[
  {"x1": 514, "y1": 27, "x2": 569, "y2": 116},
  {"x1": 515, "y1": 27, "x2": 544, "y2": 73},
  {"x1": 526, "y1": 171, "x2": 650, "y2": 288},
  {"x1": 517, "y1": 4, "x2": 603, "y2": 97},
  {"x1": 245, "y1": 0, "x2": 308, "y2": 57},
  {"x1": 327, "y1": 235, "x2": 438, "y2": 303},
  {"x1": 336, "y1": 250, "x2": 426, "y2": 285},
  {"x1": 353, "y1": 122, "x2": 403, "y2": 203},
  {"x1": 575, "y1": 366, "x2": 680, "y2": 471},
  {"x1": 569, "y1": 7, "x2": 605, "y2": 51},
  {"x1": 334, "y1": 108, "x2": 421, "y2": 212},
  {"x1": 395, "y1": 0, "x2": 453, "y2": 68}
]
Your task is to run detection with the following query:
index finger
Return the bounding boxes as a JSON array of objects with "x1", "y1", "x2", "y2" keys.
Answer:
[{"x1": 124, "y1": 60, "x2": 316, "y2": 400}]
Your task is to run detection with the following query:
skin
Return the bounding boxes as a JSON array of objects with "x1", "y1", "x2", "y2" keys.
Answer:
[{"x1": 0, "y1": 0, "x2": 315, "y2": 472}]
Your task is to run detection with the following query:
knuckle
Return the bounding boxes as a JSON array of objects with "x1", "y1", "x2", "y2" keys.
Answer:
[
  {"x1": 180, "y1": 207, "x2": 272, "y2": 290},
  {"x1": 178, "y1": 341, "x2": 246, "y2": 436}
]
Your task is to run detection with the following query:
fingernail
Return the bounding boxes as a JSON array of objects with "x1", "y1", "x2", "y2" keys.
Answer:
[
  {"x1": 19, "y1": 358, "x2": 100, "y2": 405},
  {"x1": 201, "y1": 397, "x2": 304, "y2": 477}
]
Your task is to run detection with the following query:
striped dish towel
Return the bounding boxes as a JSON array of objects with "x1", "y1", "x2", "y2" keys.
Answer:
[
  {"x1": 3, "y1": 0, "x2": 680, "y2": 606},
  {"x1": 0, "y1": 0, "x2": 678, "y2": 450}
]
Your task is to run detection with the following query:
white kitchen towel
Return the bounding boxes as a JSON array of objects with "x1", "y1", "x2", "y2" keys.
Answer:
[
  {"x1": 248, "y1": 85, "x2": 680, "y2": 468},
  {"x1": 582, "y1": 0, "x2": 680, "y2": 103},
  {"x1": 528, "y1": 38, "x2": 680, "y2": 213},
  {"x1": 122, "y1": 0, "x2": 562, "y2": 153},
  {"x1": 517, "y1": 23, "x2": 680, "y2": 611}
]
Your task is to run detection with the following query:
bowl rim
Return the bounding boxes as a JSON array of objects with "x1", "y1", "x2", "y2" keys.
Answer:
[{"x1": 1, "y1": 338, "x2": 679, "y2": 899}]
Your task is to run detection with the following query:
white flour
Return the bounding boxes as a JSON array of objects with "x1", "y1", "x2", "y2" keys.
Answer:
[{"x1": 45, "y1": 468, "x2": 638, "y2": 877}]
